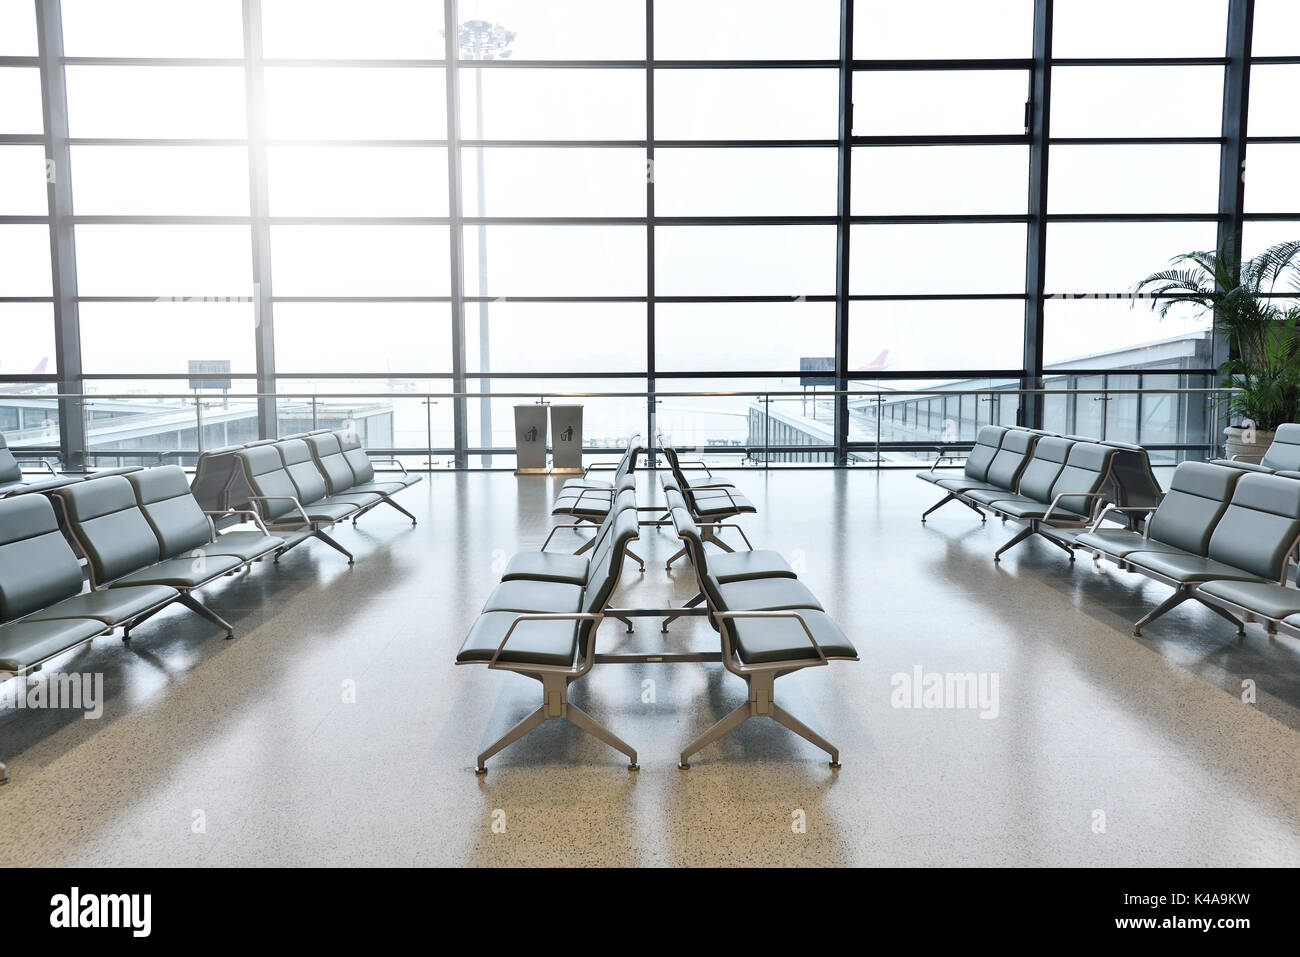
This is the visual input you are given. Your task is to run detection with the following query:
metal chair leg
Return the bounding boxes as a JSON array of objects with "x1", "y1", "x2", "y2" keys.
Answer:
[
  {"x1": 661, "y1": 591, "x2": 705, "y2": 632},
  {"x1": 1133, "y1": 588, "x2": 1191, "y2": 636},
  {"x1": 475, "y1": 705, "x2": 547, "y2": 774},
  {"x1": 565, "y1": 702, "x2": 638, "y2": 770},
  {"x1": 769, "y1": 702, "x2": 841, "y2": 768},
  {"x1": 921, "y1": 492, "x2": 956, "y2": 522},
  {"x1": 665, "y1": 544, "x2": 688, "y2": 570},
  {"x1": 382, "y1": 497, "x2": 418, "y2": 526},
  {"x1": 1199, "y1": 598, "x2": 1247, "y2": 636},
  {"x1": 623, "y1": 546, "x2": 645, "y2": 571},
  {"x1": 314, "y1": 529, "x2": 354, "y2": 564},
  {"x1": 679, "y1": 700, "x2": 752, "y2": 769},
  {"x1": 176, "y1": 592, "x2": 235, "y2": 638},
  {"x1": 993, "y1": 525, "x2": 1035, "y2": 562}
]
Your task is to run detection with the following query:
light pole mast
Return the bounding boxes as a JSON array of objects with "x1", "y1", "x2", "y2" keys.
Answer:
[{"x1": 458, "y1": 19, "x2": 514, "y2": 466}]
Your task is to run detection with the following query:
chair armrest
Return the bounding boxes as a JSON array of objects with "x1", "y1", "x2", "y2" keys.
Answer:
[
  {"x1": 693, "y1": 486, "x2": 739, "y2": 513},
  {"x1": 697, "y1": 521, "x2": 753, "y2": 550},
  {"x1": 677, "y1": 460, "x2": 714, "y2": 477},
  {"x1": 16, "y1": 458, "x2": 58, "y2": 476},
  {"x1": 1042, "y1": 490, "x2": 1109, "y2": 526},
  {"x1": 582, "y1": 462, "x2": 621, "y2": 476},
  {"x1": 541, "y1": 523, "x2": 590, "y2": 550},
  {"x1": 929, "y1": 453, "x2": 963, "y2": 473},
  {"x1": 565, "y1": 486, "x2": 614, "y2": 510},
  {"x1": 712, "y1": 610, "x2": 828, "y2": 666},
  {"x1": 1086, "y1": 503, "x2": 1159, "y2": 534},
  {"x1": 246, "y1": 494, "x2": 313, "y2": 528},
  {"x1": 489, "y1": 612, "x2": 604, "y2": 670},
  {"x1": 203, "y1": 508, "x2": 271, "y2": 535},
  {"x1": 369, "y1": 456, "x2": 409, "y2": 476}
]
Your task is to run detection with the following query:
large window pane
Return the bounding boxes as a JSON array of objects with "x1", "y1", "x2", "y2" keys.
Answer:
[
  {"x1": 268, "y1": 147, "x2": 447, "y2": 215},
  {"x1": 464, "y1": 68, "x2": 644, "y2": 140},
  {"x1": 656, "y1": 70, "x2": 837, "y2": 140},
  {"x1": 1053, "y1": 0, "x2": 1227, "y2": 57},
  {"x1": 271, "y1": 225, "x2": 450, "y2": 296},
  {"x1": 654, "y1": 148, "x2": 836, "y2": 216},
  {"x1": 1248, "y1": 66, "x2": 1300, "y2": 137},
  {"x1": 854, "y1": 0, "x2": 1033, "y2": 59},
  {"x1": 1245, "y1": 145, "x2": 1300, "y2": 214},
  {"x1": 0, "y1": 68, "x2": 44, "y2": 134},
  {"x1": 656, "y1": 302, "x2": 835, "y2": 372},
  {"x1": 274, "y1": 381, "x2": 452, "y2": 459},
  {"x1": 468, "y1": 379, "x2": 648, "y2": 451},
  {"x1": 66, "y1": 67, "x2": 246, "y2": 138},
  {"x1": 0, "y1": 226, "x2": 52, "y2": 296},
  {"x1": 261, "y1": 0, "x2": 445, "y2": 58},
  {"x1": 846, "y1": 378, "x2": 1023, "y2": 449},
  {"x1": 71, "y1": 146, "x2": 250, "y2": 215},
  {"x1": 1045, "y1": 222, "x2": 1219, "y2": 293},
  {"x1": 0, "y1": 146, "x2": 49, "y2": 215},
  {"x1": 464, "y1": 226, "x2": 645, "y2": 297},
  {"x1": 76, "y1": 225, "x2": 253, "y2": 297},
  {"x1": 851, "y1": 301, "x2": 1024, "y2": 371},
  {"x1": 658, "y1": 377, "x2": 832, "y2": 461},
  {"x1": 656, "y1": 226, "x2": 836, "y2": 296},
  {"x1": 851, "y1": 146, "x2": 1028, "y2": 215},
  {"x1": 61, "y1": 0, "x2": 244, "y2": 57},
  {"x1": 1043, "y1": 299, "x2": 1214, "y2": 370},
  {"x1": 456, "y1": 0, "x2": 644, "y2": 60},
  {"x1": 0, "y1": 304, "x2": 56, "y2": 375},
  {"x1": 656, "y1": 0, "x2": 839, "y2": 60},
  {"x1": 266, "y1": 68, "x2": 446, "y2": 139},
  {"x1": 850, "y1": 224, "x2": 1027, "y2": 295},
  {"x1": 79, "y1": 301, "x2": 256, "y2": 374},
  {"x1": 1241, "y1": 221, "x2": 1300, "y2": 262},
  {"x1": 1049, "y1": 145, "x2": 1220, "y2": 214},
  {"x1": 1253, "y1": 0, "x2": 1300, "y2": 56},
  {"x1": 276, "y1": 304, "x2": 452, "y2": 373},
  {"x1": 0, "y1": 0, "x2": 37, "y2": 56},
  {"x1": 1050, "y1": 67, "x2": 1223, "y2": 138},
  {"x1": 461, "y1": 147, "x2": 645, "y2": 217},
  {"x1": 466, "y1": 303, "x2": 645, "y2": 373},
  {"x1": 853, "y1": 71, "x2": 1028, "y2": 136}
]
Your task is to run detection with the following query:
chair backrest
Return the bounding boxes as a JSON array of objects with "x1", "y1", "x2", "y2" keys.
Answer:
[
  {"x1": 983, "y1": 428, "x2": 1037, "y2": 490},
  {"x1": 305, "y1": 433, "x2": 357, "y2": 495},
  {"x1": 127, "y1": 466, "x2": 212, "y2": 560},
  {"x1": 668, "y1": 504, "x2": 728, "y2": 627},
  {"x1": 190, "y1": 445, "x2": 246, "y2": 512},
  {"x1": 275, "y1": 439, "x2": 330, "y2": 506},
  {"x1": 236, "y1": 445, "x2": 303, "y2": 523},
  {"x1": 963, "y1": 426, "x2": 1008, "y2": 482},
  {"x1": 1014, "y1": 436, "x2": 1074, "y2": 502},
  {"x1": 1146, "y1": 462, "x2": 1241, "y2": 555},
  {"x1": 578, "y1": 509, "x2": 639, "y2": 652},
  {"x1": 0, "y1": 431, "x2": 22, "y2": 486},
  {"x1": 1099, "y1": 441, "x2": 1163, "y2": 514},
  {"x1": 1047, "y1": 442, "x2": 1117, "y2": 517},
  {"x1": 53, "y1": 476, "x2": 161, "y2": 586},
  {"x1": 0, "y1": 494, "x2": 85, "y2": 622},
  {"x1": 1260, "y1": 423, "x2": 1300, "y2": 472},
  {"x1": 335, "y1": 430, "x2": 376, "y2": 485},
  {"x1": 1206, "y1": 472, "x2": 1300, "y2": 581}
]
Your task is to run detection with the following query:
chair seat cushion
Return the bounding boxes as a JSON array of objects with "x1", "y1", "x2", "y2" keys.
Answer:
[
  {"x1": 965, "y1": 487, "x2": 1020, "y2": 506},
  {"x1": 551, "y1": 499, "x2": 611, "y2": 517},
  {"x1": 984, "y1": 495, "x2": 1052, "y2": 519},
  {"x1": 716, "y1": 577, "x2": 823, "y2": 612},
  {"x1": 936, "y1": 478, "x2": 1006, "y2": 495},
  {"x1": 1197, "y1": 580, "x2": 1300, "y2": 620},
  {"x1": 324, "y1": 492, "x2": 383, "y2": 509},
  {"x1": 692, "y1": 494, "x2": 756, "y2": 514},
  {"x1": 383, "y1": 473, "x2": 422, "y2": 488},
  {"x1": 0, "y1": 618, "x2": 108, "y2": 672},
  {"x1": 1075, "y1": 528, "x2": 1187, "y2": 560},
  {"x1": 481, "y1": 579, "x2": 583, "y2": 614},
  {"x1": 108, "y1": 555, "x2": 244, "y2": 589},
  {"x1": 1125, "y1": 550, "x2": 1265, "y2": 584},
  {"x1": 0, "y1": 480, "x2": 27, "y2": 496},
  {"x1": 205, "y1": 530, "x2": 284, "y2": 562},
  {"x1": 456, "y1": 612, "x2": 578, "y2": 667},
  {"x1": 729, "y1": 608, "x2": 857, "y2": 665},
  {"x1": 26, "y1": 584, "x2": 177, "y2": 626},
  {"x1": 1207, "y1": 458, "x2": 1273, "y2": 474},
  {"x1": 560, "y1": 478, "x2": 614, "y2": 491},
  {"x1": 707, "y1": 549, "x2": 795, "y2": 584},
  {"x1": 501, "y1": 551, "x2": 589, "y2": 586},
  {"x1": 303, "y1": 502, "x2": 358, "y2": 522}
]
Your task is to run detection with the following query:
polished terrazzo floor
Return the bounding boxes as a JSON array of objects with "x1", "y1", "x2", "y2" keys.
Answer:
[{"x1": 3, "y1": 467, "x2": 1300, "y2": 867}]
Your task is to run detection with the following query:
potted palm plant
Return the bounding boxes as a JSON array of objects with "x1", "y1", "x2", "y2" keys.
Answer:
[{"x1": 1135, "y1": 239, "x2": 1300, "y2": 462}]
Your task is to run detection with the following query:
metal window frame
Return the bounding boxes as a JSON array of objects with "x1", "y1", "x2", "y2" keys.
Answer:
[{"x1": 0, "y1": 0, "x2": 1280, "y2": 467}]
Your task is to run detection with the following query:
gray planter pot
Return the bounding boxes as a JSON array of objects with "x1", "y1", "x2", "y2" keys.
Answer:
[{"x1": 1223, "y1": 425, "x2": 1275, "y2": 464}]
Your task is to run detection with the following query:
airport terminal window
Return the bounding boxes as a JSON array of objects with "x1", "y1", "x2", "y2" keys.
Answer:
[
  {"x1": 4, "y1": 0, "x2": 1298, "y2": 466},
  {"x1": 0, "y1": 305, "x2": 57, "y2": 375}
]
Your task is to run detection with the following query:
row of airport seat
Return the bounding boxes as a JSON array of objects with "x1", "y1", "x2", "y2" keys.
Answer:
[
  {"x1": 457, "y1": 489, "x2": 644, "y2": 773},
  {"x1": 662, "y1": 487, "x2": 858, "y2": 769},
  {"x1": 1079, "y1": 463, "x2": 1300, "y2": 637},
  {"x1": 918, "y1": 426, "x2": 1144, "y2": 560},
  {"x1": 0, "y1": 466, "x2": 287, "y2": 783},
  {"x1": 550, "y1": 438, "x2": 642, "y2": 523},
  {"x1": 1209, "y1": 422, "x2": 1300, "y2": 474},
  {"x1": 659, "y1": 445, "x2": 757, "y2": 569},
  {"x1": 192, "y1": 429, "x2": 422, "y2": 564}
]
